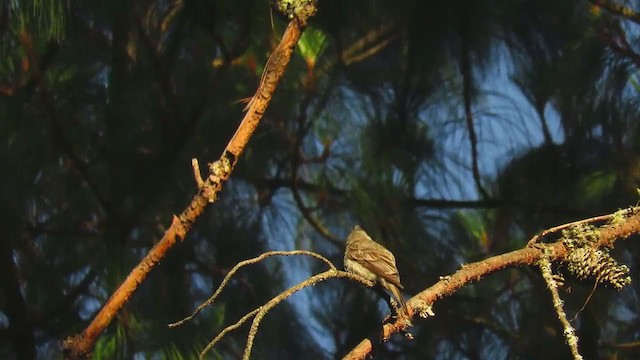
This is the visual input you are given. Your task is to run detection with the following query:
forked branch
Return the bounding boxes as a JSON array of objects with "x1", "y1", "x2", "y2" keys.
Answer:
[
  {"x1": 343, "y1": 207, "x2": 640, "y2": 359},
  {"x1": 168, "y1": 250, "x2": 372, "y2": 360}
]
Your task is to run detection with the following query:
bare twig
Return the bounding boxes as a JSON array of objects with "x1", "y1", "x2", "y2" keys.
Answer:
[
  {"x1": 528, "y1": 212, "x2": 620, "y2": 245},
  {"x1": 539, "y1": 251, "x2": 583, "y2": 360},
  {"x1": 570, "y1": 277, "x2": 599, "y2": 321},
  {"x1": 199, "y1": 308, "x2": 260, "y2": 358},
  {"x1": 168, "y1": 249, "x2": 373, "y2": 360},
  {"x1": 240, "y1": 270, "x2": 368, "y2": 360},
  {"x1": 168, "y1": 250, "x2": 336, "y2": 328}
]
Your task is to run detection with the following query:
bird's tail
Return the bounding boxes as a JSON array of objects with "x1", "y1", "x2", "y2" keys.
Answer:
[{"x1": 389, "y1": 284, "x2": 409, "y2": 317}]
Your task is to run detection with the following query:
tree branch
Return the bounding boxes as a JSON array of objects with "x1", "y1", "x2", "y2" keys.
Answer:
[
  {"x1": 289, "y1": 77, "x2": 343, "y2": 248},
  {"x1": 62, "y1": 9, "x2": 316, "y2": 359},
  {"x1": 342, "y1": 207, "x2": 640, "y2": 359},
  {"x1": 539, "y1": 255, "x2": 583, "y2": 360},
  {"x1": 168, "y1": 250, "x2": 335, "y2": 328},
  {"x1": 589, "y1": 0, "x2": 640, "y2": 26},
  {"x1": 168, "y1": 250, "x2": 370, "y2": 360},
  {"x1": 253, "y1": 179, "x2": 589, "y2": 215},
  {"x1": 18, "y1": 30, "x2": 112, "y2": 214},
  {"x1": 240, "y1": 269, "x2": 365, "y2": 360},
  {"x1": 459, "y1": 23, "x2": 489, "y2": 199}
]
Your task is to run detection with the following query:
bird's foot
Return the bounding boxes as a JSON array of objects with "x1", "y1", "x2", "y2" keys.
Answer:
[
  {"x1": 380, "y1": 315, "x2": 414, "y2": 342},
  {"x1": 383, "y1": 298, "x2": 402, "y2": 323}
]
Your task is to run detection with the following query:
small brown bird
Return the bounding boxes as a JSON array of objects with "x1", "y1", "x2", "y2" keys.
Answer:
[{"x1": 344, "y1": 225, "x2": 409, "y2": 316}]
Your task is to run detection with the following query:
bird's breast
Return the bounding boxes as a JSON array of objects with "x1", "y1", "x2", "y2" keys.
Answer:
[{"x1": 344, "y1": 258, "x2": 378, "y2": 282}]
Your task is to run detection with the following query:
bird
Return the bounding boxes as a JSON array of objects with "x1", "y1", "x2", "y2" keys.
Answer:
[{"x1": 344, "y1": 225, "x2": 409, "y2": 317}]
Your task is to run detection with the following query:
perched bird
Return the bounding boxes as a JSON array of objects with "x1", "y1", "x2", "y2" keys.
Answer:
[{"x1": 344, "y1": 225, "x2": 409, "y2": 317}]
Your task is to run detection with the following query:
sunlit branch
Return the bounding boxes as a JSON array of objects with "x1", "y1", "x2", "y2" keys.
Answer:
[
  {"x1": 62, "y1": 7, "x2": 317, "y2": 358},
  {"x1": 342, "y1": 207, "x2": 640, "y2": 359},
  {"x1": 528, "y1": 212, "x2": 619, "y2": 245},
  {"x1": 539, "y1": 254, "x2": 583, "y2": 360}
]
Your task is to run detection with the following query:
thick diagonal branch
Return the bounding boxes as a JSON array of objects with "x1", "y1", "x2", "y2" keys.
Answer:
[{"x1": 62, "y1": 15, "x2": 314, "y2": 360}]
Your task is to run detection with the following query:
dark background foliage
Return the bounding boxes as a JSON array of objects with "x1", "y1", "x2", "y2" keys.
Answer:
[{"x1": 1, "y1": 0, "x2": 640, "y2": 359}]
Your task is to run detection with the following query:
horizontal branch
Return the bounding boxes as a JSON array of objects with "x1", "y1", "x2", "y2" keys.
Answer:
[
  {"x1": 253, "y1": 177, "x2": 348, "y2": 197},
  {"x1": 254, "y1": 177, "x2": 589, "y2": 215}
]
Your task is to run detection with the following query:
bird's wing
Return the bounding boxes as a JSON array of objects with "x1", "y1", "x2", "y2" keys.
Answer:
[{"x1": 348, "y1": 242, "x2": 404, "y2": 289}]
